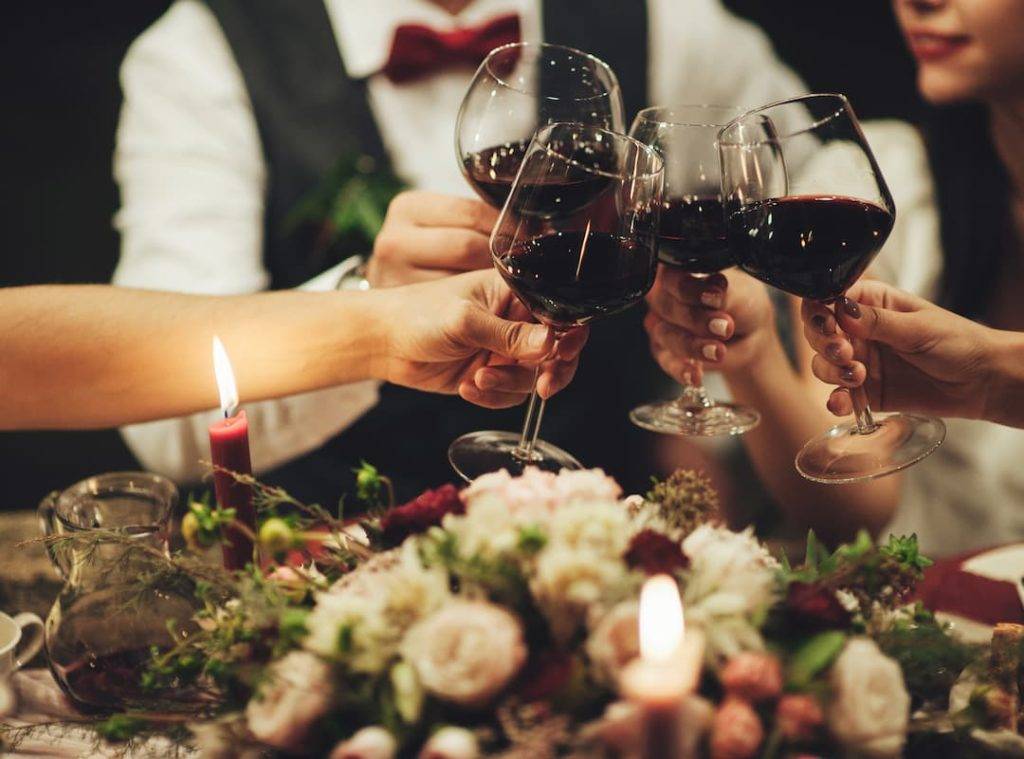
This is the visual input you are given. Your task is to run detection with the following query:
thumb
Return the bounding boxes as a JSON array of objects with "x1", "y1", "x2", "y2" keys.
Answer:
[
  {"x1": 838, "y1": 299, "x2": 923, "y2": 353},
  {"x1": 459, "y1": 305, "x2": 553, "y2": 361}
]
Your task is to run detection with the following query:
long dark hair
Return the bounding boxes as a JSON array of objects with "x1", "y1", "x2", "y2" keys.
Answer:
[{"x1": 923, "y1": 104, "x2": 1010, "y2": 320}]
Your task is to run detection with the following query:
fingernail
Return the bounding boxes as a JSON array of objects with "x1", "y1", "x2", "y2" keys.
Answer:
[
  {"x1": 841, "y1": 366, "x2": 857, "y2": 382},
  {"x1": 476, "y1": 370, "x2": 497, "y2": 389},
  {"x1": 527, "y1": 329, "x2": 549, "y2": 352},
  {"x1": 702, "y1": 344, "x2": 719, "y2": 362},
  {"x1": 700, "y1": 291, "x2": 723, "y2": 309},
  {"x1": 708, "y1": 318, "x2": 729, "y2": 338},
  {"x1": 811, "y1": 314, "x2": 831, "y2": 336},
  {"x1": 825, "y1": 343, "x2": 843, "y2": 361},
  {"x1": 842, "y1": 297, "x2": 861, "y2": 319}
]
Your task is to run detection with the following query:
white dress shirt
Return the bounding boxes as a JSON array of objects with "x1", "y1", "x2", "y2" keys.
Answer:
[{"x1": 112, "y1": 0, "x2": 805, "y2": 483}]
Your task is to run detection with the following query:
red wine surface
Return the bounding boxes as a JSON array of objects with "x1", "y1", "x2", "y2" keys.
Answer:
[
  {"x1": 463, "y1": 139, "x2": 615, "y2": 215},
  {"x1": 657, "y1": 197, "x2": 733, "y2": 272},
  {"x1": 497, "y1": 230, "x2": 656, "y2": 329},
  {"x1": 727, "y1": 195, "x2": 894, "y2": 301}
]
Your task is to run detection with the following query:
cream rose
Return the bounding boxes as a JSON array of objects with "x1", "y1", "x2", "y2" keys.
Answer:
[
  {"x1": 400, "y1": 600, "x2": 527, "y2": 708},
  {"x1": 585, "y1": 601, "x2": 639, "y2": 687},
  {"x1": 828, "y1": 638, "x2": 910, "y2": 757},
  {"x1": 245, "y1": 651, "x2": 333, "y2": 749}
]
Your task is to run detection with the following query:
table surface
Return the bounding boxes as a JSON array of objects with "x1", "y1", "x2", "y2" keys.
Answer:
[{"x1": 0, "y1": 511, "x2": 61, "y2": 623}]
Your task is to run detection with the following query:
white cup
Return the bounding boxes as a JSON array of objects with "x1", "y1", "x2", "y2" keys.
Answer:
[{"x1": 0, "y1": 612, "x2": 44, "y2": 677}]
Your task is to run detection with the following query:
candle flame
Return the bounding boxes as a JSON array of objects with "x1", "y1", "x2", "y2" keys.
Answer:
[
  {"x1": 639, "y1": 574, "x2": 684, "y2": 663},
  {"x1": 212, "y1": 336, "x2": 239, "y2": 418}
]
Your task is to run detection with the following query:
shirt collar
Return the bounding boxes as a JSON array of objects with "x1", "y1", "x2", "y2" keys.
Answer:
[{"x1": 327, "y1": 0, "x2": 530, "y2": 80}]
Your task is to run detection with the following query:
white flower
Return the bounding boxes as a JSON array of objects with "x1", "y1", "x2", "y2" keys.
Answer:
[
  {"x1": 828, "y1": 638, "x2": 910, "y2": 757},
  {"x1": 531, "y1": 545, "x2": 636, "y2": 643},
  {"x1": 401, "y1": 600, "x2": 527, "y2": 708},
  {"x1": 419, "y1": 726, "x2": 480, "y2": 758},
  {"x1": 461, "y1": 467, "x2": 620, "y2": 521},
  {"x1": 585, "y1": 601, "x2": 639, "y2": 687},
  {"x1": 305, "y1": 542, "x2": 450, "y2": 673},
  {"x1": 329, "y1": 726, "x2": 397, "y2": 759},
  {"x1": 547, "y1": 499, "x2": 632, "y2": 556},
  {"x1": 245, "y1": 651, "x2": 333, "y2": 750},
  {"x1": 681, "y1": 525, "x2": 780, "y2": 658}
]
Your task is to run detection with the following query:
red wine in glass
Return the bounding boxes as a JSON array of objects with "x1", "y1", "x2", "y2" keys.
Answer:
[
  {"x1": 656, "y1": 196, "x2": 733, "y2": 272},
  {"x1": 464, "y1": 139, "x2": 617, "y2": 216},
  {"x1": 498, "y1": 230, "x2": 657, "y2": 328},
  {"x1": 727, "y1": 195, "x2": 894, "y2": 301}
]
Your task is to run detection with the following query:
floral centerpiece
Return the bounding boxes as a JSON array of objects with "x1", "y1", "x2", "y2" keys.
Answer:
[{"x1": 12, "y1": 465, "x2": 1024, "y2": 758}]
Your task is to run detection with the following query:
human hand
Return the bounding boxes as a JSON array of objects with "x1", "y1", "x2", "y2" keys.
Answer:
[
  {"x1": 373, "y1": 269, "x2": 587, "y2": 408},
  {"x1": 800, "y1": 279, "x2": 997, "y2": 421},
  {"x1": 644, "y1": 266, "x2": 776, "y2": 382},
  {"x1": 367, "y1": 191, "x2": 498, "y2": 287}
]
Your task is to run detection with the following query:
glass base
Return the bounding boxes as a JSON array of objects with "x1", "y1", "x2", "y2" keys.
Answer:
[
  {"x1": 448, "y1": 431, "x2": 583, "y2": 483},
  {"x1": 630, "y1": 398, "x2": 760, "y2": 437},
  {"x1": 795, "y1": 412, "x2": 946, "y2": 484}
]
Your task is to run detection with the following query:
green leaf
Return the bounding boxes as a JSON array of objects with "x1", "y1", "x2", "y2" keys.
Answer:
[
  {"x1": 95, "y1": 715, "x2": 147, "y2": 742},
  {"x1": 787, "y1": 630, "x2": 847, "y2": 689}
]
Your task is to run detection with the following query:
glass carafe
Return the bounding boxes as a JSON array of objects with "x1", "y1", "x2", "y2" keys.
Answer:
[{"x1": 39, "y1": 472, "x2": 211, "y2": 714}]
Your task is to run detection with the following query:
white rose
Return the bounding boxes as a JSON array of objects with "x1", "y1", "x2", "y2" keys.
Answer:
[
  {"x1": 330, "y1": 726, "x2": 397, "y2": 759},
  {"x1": 585, "y1": 601, "x2": 639, "y2": 687},
  {"x1": 828, "y1": 638, "x2": 910, "y2": 757},
  {"x1": 401, "y1": 600, "x2": 527, "y2": 708},
  {"x1": 245, "y1": 651, "x2": 333, "y2": 750},
  {"x1": 419, "y1": 726, "x2": 479, "y2": 758}
]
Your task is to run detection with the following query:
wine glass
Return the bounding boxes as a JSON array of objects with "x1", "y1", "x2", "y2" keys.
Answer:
[
  {"x1": 448, "y1": 122, "x2": 664, "y2": 482},
  {"x1": 718, "y1": 93, "x2": 945, "y2": 483},
  {"x1": 628, "y1": 105, "x2": 761, "y2": 437},
  {"x1": 456, "y1": 42, "x2": 626, "y2": 210}
]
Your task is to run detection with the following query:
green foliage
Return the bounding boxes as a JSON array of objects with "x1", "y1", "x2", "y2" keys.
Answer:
[
  {"x1": 285, "y1": 152, "x2": 404, "y2": 251},
  {"x1": 876, "y1": 607, "x2": 979, "y2": 705},
  {"x1": 517, "y1": 525, "x2": 548, "y2": 555},
  {"x1": 94, "y1": 715, "x2": 147, "y2": 742},
  {"x1": 787, "y1": 630, "x2": 847, "y2": 689},
  {"x1": 882, "y1": 533, "x2": 934, "y2": 572}
]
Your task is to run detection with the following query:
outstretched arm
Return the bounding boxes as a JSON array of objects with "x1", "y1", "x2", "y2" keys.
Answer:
[{"x1": 0, "y1": 272, "x2": 583, "y2": 430}]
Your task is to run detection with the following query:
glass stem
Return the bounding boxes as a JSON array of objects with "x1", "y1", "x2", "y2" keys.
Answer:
[
  {"x1": 513, "y1": 367, "x2": 547, "y2": 462},
  {"x1": 842, "y1": 300, "x2": 879, "y2": 435},
  {"x1": 676, "y1": 360, "x2": 715, "y2": 409}
]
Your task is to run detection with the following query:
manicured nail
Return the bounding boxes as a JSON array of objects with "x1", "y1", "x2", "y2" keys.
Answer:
[
  {"x1": 841, "y1": 297, "x2": 861, "y2": 319},
  {"x1": 700, "y1": 291, "x2": 723, "y2": 309},
  {"x1": 526, "y1": 328, "x2": 549, "y2": 352},
  {"x1": 811, "y1": 314, "x2": 834, "y2": 336},
  {"x1": 825, "y1": 343, "x2": 843, "y2": 361},
  {"x1": 840, "y1": 366, "x2": 857, "y2": 382},
  {"x1": 702, "y1": 344, "x2": 719, "y2": 361},
  {"x1": 708, "y1": 318, "x2": 729, "y2": 338}
]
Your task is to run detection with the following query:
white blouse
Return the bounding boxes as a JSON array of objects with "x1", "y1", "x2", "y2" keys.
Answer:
[{"x1": 863, "y1": 121, "x2": 1024, "y2": 558}]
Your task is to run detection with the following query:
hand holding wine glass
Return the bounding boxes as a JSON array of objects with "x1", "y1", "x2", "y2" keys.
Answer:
[
  {"x1": 447, "y1": 122, "x2": 664, "y2": 482},
  {"x1": 628, "y1": 105, "x2": 761, "y2": 436},
  {"x1": 718, "y1": 93, "x2": 945, "y2": 483}
]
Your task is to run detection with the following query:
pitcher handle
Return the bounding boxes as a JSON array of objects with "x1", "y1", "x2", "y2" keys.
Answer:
[
  {"x1": 11, "y1": 613, "x2": 44, "y2": 671},
  {"x1": 37, "y1": 491, "x2": 70, "y2": 579}
]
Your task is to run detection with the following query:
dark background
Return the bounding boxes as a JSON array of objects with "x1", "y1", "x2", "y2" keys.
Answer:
[{"x1": 0, "y1": 0, "x2": 922, "y2": 509}]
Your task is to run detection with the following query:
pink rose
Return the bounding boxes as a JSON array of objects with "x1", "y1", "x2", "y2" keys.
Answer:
[
  {"x1": 419, "y1": 726, "x2": 479, "y2": 758},
  {"x1": 720, "y1": 652, "x2": 783, "y2": 702},
  {"x1": 461, "y1": 467, "x2": 620, "y2": 518},
  {"x1": 776, "y1": 694, "x2": 824, "y2": 741},
  {"x1": 246, "y1": 651, "x2": 333, "y2": 749},
  {"x1": 710, "y1": 697, "x2": 764, "y2": 759},
  {"x1": 401, "y1": 601, "x2": 527, "y2": 708}
]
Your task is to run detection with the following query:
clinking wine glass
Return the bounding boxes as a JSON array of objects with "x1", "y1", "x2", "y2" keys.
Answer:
[
  {"x1": 628, "y1": 105, "x2": 761, "y2": 437},
  {"x1": 718, "y1": 93, "x2": 945, "y2": 483},
  {"x1": 456, "y1": 42, "x2": 626, "y2": 211},
  {"x1": 447, "y1": 122, "x2": 665, "y2": 482}
]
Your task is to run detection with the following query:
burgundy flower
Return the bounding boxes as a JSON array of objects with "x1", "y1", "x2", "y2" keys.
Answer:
[
  {"x1": 785, "y1": 582, "x2": 852, "y2": 631},
  {"x1": 379, "y1": 484, "x2": 464, "y2": 546},
  {"x1": 515, "y1": 649, "x2": 574, "y2": 703},
  {"x1": 624, "y1": 530, "x2": 689, "y2": 576}
]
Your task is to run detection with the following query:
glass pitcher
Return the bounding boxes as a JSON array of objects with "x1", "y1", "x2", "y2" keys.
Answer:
[{"x1": 39, "y1": 472, "x2": 211, "y2": 714}]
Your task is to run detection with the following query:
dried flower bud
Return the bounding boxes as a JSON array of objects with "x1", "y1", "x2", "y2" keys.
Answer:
[{"x1": 259, "y1": 518, "x2": 295, "y2": 556}]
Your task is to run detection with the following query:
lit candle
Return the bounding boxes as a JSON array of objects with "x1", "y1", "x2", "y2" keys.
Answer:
[
  {"x1": 209, "y1": 336, "x2": 255, "y2": 570},
  {"x1": 620, "y1": 575, "x2": 706, "y2": 759}
]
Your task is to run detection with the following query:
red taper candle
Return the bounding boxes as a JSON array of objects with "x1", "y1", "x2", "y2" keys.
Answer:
[{"x1": 209, "y1": 336, "x2": 255, "y2": 570}]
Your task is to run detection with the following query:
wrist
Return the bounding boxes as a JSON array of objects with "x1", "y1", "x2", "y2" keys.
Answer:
[
  {"x1": 983, "y1": 328, "x2": 1024, "y2": 427},
  {"x1": 330, "y1": 289, "x2": 392, "y2": 384}
]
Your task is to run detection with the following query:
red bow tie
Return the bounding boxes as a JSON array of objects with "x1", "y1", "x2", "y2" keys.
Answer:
[{"x1": 382, "y1": 13, "x2": 521, "y2": 85}]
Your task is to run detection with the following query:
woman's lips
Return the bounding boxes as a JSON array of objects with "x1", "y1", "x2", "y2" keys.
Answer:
[{"x1": 907, "y1": 32, "x2": 970, "y2": 62}]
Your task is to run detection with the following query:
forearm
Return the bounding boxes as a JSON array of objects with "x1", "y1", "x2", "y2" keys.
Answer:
[
  {"x1": 984, "y1": 328, "x2": 1024, "y2": 430},
  {"x1": 724, "y1": 334, "x2": 901, "y2": 544},
  {"x1": 0, "y1": 286, "x2": 386, "y2": 430}
]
